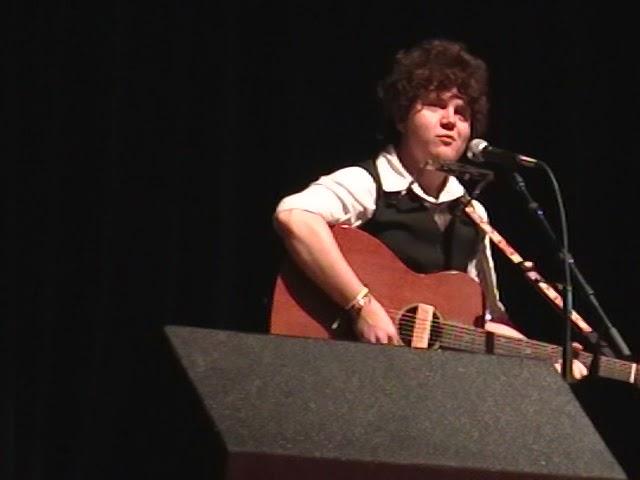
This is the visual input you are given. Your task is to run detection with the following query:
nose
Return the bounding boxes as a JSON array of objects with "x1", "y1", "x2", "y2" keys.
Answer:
[{"x1": 440, "y1": 107, "x2": 456, "y2": 129}]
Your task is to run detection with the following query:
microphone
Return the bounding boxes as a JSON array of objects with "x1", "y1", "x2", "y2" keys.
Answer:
[{"x1": 466, "y1": 138, "x2": 539, "y2": 168}]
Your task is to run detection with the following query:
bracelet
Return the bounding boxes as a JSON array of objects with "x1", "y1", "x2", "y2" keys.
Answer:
[{"x1": 344, "y1": 286, "x2": 370, "y2": 312}]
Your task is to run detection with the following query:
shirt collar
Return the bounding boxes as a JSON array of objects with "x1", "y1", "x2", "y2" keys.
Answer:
[{"x1": 375, "y1": 145, "x2": 466, "y2": 204}]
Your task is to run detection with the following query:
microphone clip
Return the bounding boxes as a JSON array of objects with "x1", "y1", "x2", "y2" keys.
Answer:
[{"x1": 436, "y1": 162, "x2": 494, "y2": 182}]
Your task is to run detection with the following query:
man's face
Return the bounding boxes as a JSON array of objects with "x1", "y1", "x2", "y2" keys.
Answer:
[{"x1": 398, "y1": 88, "x2": 471, "y2": 164}]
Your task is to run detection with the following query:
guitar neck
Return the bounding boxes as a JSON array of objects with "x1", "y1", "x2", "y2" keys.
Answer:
[{"x1": 436, "y1": 321, "x2": 638, "y2": 386}]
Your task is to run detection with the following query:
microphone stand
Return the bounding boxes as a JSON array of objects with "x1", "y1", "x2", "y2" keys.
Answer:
[{"x1": 511, "y1": 172, "x2": 632, "y2": 367}]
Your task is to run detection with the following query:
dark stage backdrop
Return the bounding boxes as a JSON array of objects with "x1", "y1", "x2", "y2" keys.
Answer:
[{"x1": 6, "y1": 2, "x2": 639, "y2": 479}]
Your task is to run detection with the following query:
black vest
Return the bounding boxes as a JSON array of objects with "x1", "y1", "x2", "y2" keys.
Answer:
[{"x1": 358, "y1": 159, "x2": 483, "y2": 274}]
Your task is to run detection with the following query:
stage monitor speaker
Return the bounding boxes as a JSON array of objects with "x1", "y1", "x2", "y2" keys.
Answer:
[{"x1": 164, "y1": 326, "x2": 627, "y2": 480}]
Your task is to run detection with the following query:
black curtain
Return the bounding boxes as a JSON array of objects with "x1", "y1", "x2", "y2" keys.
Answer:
[{"x1": 6, "y1": 2, "x2": 638, "y2": 479}]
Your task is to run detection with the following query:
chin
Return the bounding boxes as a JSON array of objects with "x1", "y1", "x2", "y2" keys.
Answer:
[{"x1": 432, "y1": 147, "x2": 463, "y2": 163}]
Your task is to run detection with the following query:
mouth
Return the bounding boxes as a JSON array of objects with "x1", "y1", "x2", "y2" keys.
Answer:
[{"x1": 436, "y1": 135, "x2": 456, "y2": 145}]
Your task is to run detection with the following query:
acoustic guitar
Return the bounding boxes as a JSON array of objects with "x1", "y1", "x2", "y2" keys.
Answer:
[{"x1": 270, "y1": 225, "x2": 639, "y2": 386}]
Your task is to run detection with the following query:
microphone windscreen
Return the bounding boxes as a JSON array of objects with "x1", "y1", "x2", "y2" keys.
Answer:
[{"x1": 466, "y1": 138, "x2": 488, "y2": 159}]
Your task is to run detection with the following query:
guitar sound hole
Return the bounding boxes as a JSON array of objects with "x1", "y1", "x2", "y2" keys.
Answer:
[{"x1": 397, "y1": 305, "x2": 441, "y2": 348}]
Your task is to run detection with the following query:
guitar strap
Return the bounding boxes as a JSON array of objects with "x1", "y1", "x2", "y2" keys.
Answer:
[{"x1": 462, "y1": 199, "x2": 594, "y2": 335}]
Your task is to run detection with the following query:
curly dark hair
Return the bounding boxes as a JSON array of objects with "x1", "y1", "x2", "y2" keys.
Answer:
[{"x1": 378, "y1": 39, "x2": 489, "y2": 140}]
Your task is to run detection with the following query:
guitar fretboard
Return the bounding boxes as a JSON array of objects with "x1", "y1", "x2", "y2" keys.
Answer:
[{"x1": 429, "y1": 321, "x2": 638, "y2": 385}]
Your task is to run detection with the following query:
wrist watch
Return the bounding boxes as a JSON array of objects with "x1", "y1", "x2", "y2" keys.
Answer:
[{"x1": 347, "y1": 290, "x2": 371, "y2": 316}]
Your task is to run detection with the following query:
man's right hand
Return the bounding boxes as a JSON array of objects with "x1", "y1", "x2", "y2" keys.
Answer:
[{"x1": 352, "y1": 295, "x2": 402, "y2": 345}]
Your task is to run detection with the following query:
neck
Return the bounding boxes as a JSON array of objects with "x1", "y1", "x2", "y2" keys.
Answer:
[{"x1": 395, "y1": 142, "x2": 449, "y2": 199}]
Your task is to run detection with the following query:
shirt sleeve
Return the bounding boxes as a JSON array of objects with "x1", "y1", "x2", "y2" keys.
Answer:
[{"x1": 274, "y1": 166, "x2": 377, "y2": 227}]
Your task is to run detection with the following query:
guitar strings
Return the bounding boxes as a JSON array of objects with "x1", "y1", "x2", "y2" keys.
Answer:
[
  {"x1": 394, "y1": 317, "x2": 570, "y2": 361},
  {"x1": 387, "y1": 306, "x2": 556, "y2": 357},
  {"x1": 378, "y1": 307, "x2": 634, "y2": 379},
  {"x1": 393, "y1": 319, "x2": 629, "y2": 377},
  {"x1": 396, "y1": 322, "x2": 556, "y2": 360},
  {"x1": 393, "y1": 314, "x2": 631, "y2": 378}
]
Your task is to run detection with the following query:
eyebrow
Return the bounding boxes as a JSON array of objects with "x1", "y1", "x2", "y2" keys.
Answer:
[
  {"x1": 422, "y1": 90, "x2": 467, "y2": 103},
  {"x1": 445, "y1": 93, "x2": 467, "y2": 104}
]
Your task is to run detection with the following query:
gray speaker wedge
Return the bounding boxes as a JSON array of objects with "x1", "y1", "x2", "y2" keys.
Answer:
[{"x1": 164, "y1": 326, "x2": 627, "y2": 480}]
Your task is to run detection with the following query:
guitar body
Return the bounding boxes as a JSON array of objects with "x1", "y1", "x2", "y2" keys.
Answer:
[{"x1": 270, "y1": 225, "x2": 485, "y2": 342}]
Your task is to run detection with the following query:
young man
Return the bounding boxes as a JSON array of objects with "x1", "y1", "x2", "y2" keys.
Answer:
[{"x1": 273, "y1": 39, "x2": 585, "y2": 377}]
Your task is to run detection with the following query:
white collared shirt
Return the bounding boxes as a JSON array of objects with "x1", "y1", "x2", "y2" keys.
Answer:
[{"x1": 275, "y1": 145, "x2": 505, "y2": 319}]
